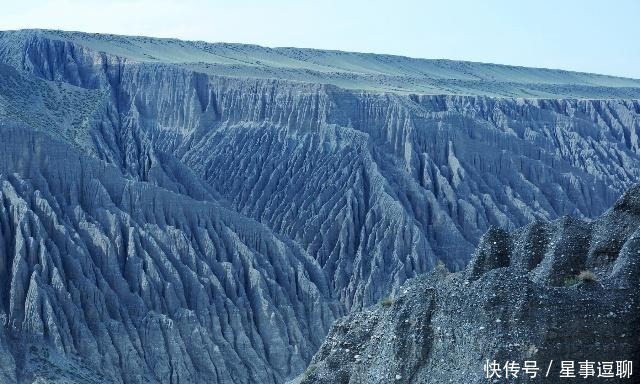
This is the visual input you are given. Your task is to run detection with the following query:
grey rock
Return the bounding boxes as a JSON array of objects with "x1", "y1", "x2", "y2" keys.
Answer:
[
  {"x1": 0, "y1": 29, "x2": 639, "y2": 383},
  {"x1": 299, "y1": 186, "x2": 640, "y2": 383},
  {"x1": 0, "y1": 124, "x2": 340, "y2": 383}
]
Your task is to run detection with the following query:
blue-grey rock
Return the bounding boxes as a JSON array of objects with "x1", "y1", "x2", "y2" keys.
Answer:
[
  {"x1": 0, "y1": 29, "x2": 639, "y2": 383},
  {"x1": 299, "y1": 186, "x2": 640, "y2": 383}
]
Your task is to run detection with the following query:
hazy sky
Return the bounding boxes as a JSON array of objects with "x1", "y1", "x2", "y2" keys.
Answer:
[{"x1": 2, "y1": 0, "x2": 638, "y2": 78}]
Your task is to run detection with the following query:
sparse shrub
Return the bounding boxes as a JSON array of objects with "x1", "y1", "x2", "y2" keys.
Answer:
[
  {"x1": 563, "y1": 276, "x2": 579, "y2": 287},
  {"x1": 435, "y1": 259, "x2": 449, "y2": 275},
  {"x1": 563, "y1": 270, "x2": 598, "y2": 286},
  {"x1": 302, "y1": 365, "x2": 317, "y2": 381},
  {"x1": 380, "y1": 297, "x2": 394, "y2": 307},
  {"x1": 578, "y1": 270, "x2": 598, "y2": 283}
]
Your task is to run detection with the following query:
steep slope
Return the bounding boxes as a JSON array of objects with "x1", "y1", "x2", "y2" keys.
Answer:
[
  {"x1": 300, "y1": 185, "x2": 640, "y2": 384},
  {"x1": 0, "y1": 123, "x2": 340, "y2": 383},
  {"x1": 0, "y1": 29, "x2": 640, "y2": 383},
  {"x1": 3, "y1": 29, "x2": 640, "y2": 310}
]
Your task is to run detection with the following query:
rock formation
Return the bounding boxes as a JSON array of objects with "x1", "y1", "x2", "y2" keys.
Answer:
[
  {"x1": 0, "y1": 29, "x2": 639, "y2": 383},
  {"x1": 299, "y1": 186, "x2": 640, "y2": 383}
]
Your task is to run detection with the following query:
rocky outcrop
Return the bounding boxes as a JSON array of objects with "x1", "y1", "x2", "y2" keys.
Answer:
[
  {"x1": 3, "y1": 30, "x2": 640, "y2": 309},
  {"x1": 0, "y1": 123, "x2": 341, "y2": 383},
  {"x1": 1, "y1": 29, "x2": 640, "y2": 383},
  {"x1": 300, "y1": 186, "x2": 640, "y2": 383}
]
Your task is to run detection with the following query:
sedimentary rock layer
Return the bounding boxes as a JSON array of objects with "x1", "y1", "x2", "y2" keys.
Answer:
[
  {"x1": 301, "y1": 186, "x2": 640, "y2": 383},
  {"x1": 0, "y1": 29, "x2": 639, "y2": 383}
]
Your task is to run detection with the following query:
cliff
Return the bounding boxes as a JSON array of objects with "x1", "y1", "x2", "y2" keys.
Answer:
[
  {"x1": 299, "y1": 186, "x2": 640, "y2": 383},
  {"x1": 0, "y1": 29, "x2": 639, "y2": 383}
]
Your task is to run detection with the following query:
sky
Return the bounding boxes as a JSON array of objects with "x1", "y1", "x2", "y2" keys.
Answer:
[{"x1": 2, "y1": 0, "x2": 638, "y2": 79}]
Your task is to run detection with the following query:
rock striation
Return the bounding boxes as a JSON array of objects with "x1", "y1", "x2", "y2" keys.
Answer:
[
  {"x1": 0, "y1": 123, "x2": 340, "y2": 383},
  {"x1": 300, "y1": 185, "x2": 640, "y2": 384},
  {"x1": 0, "y1": 29, "x2": 639, "y2": 383}
]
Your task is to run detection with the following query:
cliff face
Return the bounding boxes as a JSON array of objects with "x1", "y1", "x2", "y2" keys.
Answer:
[
  {"x1": 0, "y1": 30, "x2": 639, "y2": 383},
  {"x1": 300, "y1": 186, "x2": 640, "y2": 384},
  {"x1": 0, "y1": 124, "x2": 341, "y2": 383}
]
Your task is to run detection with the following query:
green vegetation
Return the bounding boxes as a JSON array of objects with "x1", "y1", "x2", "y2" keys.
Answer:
[
  {"x1": 563, "y1": 275, "x2": 579, "y2": 287},
  {"x1": 302, "y1": 365, "x2": 317, "y2": 381},
  {"x1": 435, "y1": 259, "x2": 450, "y2": 275},
  {"x1": 577, "y1": 270, "x2": 598, "y2": 283},
  {"x1": 380, "y1": 297, "x2": 394, "y2": 307},
  {"x1": 563, "y1": 270, "x2": 598, "y2": 286}
]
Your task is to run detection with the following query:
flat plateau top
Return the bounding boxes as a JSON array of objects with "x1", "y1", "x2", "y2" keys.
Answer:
[{"x1": 2, "y1": 29, "x2": 640, "y2": 98}]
